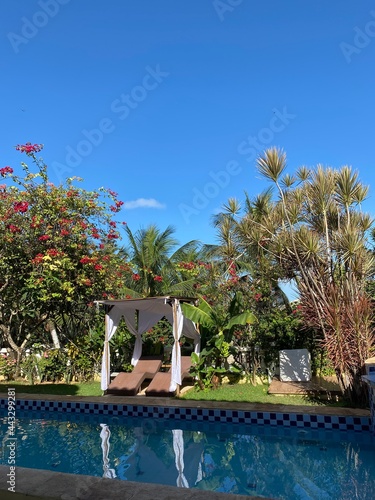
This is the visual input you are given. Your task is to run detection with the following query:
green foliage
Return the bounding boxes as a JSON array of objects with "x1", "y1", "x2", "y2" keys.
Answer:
[
  {"x1": 42, "y1": 349, "x2": 68, "y2": 382},
  {"x1": 183, "y1": 295, "x2": 255, "y2": 389},
  {"x1": 121, "y1": 224, "x2": 204, "y2": 298},
  {"x1": 0, "y1": 354, "x2": 17, "y2": 381},
  {"x1": 20, "y1": 353, "x2": 46, "y2": 384},
  {"x1": 252, "y1": 307, "x2": 310, "y2": 367}
]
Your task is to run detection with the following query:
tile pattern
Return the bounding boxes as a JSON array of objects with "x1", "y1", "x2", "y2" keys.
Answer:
[
  {"x1": 0, "y1": 397, "x2": 371, "y2": 432},
  {"x1": 366, "y1": 366, "x2": 375, "y2": 434}
]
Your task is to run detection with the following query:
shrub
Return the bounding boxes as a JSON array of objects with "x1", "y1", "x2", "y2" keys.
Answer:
[{"x1": 0, "y1": 354, "x2": 17, "y2": 381}]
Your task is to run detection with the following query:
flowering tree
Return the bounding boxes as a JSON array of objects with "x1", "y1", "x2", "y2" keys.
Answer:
[{"x1": 0, "y1": 143, "x2": 130, "y2": 366}]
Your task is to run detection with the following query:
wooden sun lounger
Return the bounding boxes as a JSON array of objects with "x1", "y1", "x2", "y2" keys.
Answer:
[
  {"x1": 145, "y1": 356, "x2": 192, "y2": 397},
  {"x1": 106, "y1": 356, "x2": 163, "y2": 396}
]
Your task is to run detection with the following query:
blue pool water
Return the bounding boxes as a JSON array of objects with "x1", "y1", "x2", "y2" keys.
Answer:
[{"x1": 1, "y1": 410, "x2": 375, "y2": 499}]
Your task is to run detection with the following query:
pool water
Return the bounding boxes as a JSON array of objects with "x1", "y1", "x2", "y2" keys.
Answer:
[{"x1": 1, "y1": 411, "x2": 375, "y2": 499}]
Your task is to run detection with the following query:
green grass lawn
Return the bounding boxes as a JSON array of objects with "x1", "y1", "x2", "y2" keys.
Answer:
[
  {"x1": 0, "y1": 380, "x2": 102, "y2": 397},
  {"x1": 180, "y1": 382, "x2": 351, "y2": 407},
  {"x1": 0, "y1": 379, "x2": 351, "y2": 407}
]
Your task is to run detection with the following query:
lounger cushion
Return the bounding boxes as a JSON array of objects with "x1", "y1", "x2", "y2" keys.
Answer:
[
  {"x1": 145, "y1": 372, "x2": 171, "y2": 397},
  {"x1": 145, "y1": 356, "x2": 193, "y2": 397},
  {"x1": 106, "y1": 371, "x2": 146, "y2": 396},
  {"x1": 132, "y1": 356, "x2": 163, "y2": 378}
]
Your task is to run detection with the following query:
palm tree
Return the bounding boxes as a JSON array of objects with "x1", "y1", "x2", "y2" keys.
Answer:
[{"x1": 121, "y1": 224, "x2": 203, "y2": 297}]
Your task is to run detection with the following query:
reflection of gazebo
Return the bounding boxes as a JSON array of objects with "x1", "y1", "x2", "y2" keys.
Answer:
[
  {"x1": 101, "y1": 423, "x2": 203, "y2": 487},
  {"x1": 97, "y1": 296, "x2": 200, "y2": 392}
]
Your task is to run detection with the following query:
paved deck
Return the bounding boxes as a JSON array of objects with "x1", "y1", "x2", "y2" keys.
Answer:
[
  {"x1": 268, "y1": 376, "x2": 342, "y2": 398},
  {"x1": 0, "y1": 392, "x2": 370, "y2": 499}
]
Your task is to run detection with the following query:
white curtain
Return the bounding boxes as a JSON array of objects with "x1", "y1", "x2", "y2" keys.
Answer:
[
  {"x1": 169, "y1": 300, "x2": 184, "y2": 392},
  {"x1": 100, "y1": 306, "x2": 123, "y2": 390},
  {"x1": 123, "y1": 309, "x2": 164, "y2": 366},
  {"x1": 122, "y1": 311, "x2": 142, "y2": 366},
  {"x1": 183, "y1": 317, "x2": 201, "y2": 354}
]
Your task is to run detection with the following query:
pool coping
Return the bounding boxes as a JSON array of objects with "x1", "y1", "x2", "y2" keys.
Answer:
[
  {"x1": 0, "y1": 466, "x2": 267, "y2": 500},
  {"x1": 3, "y1": 391, "x2": 371, "y2": 416},
  {"x1": 0, "y1": 393, "x2": 371, "y2": 500}
]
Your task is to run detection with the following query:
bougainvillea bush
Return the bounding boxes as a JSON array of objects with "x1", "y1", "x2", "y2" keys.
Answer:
[{"x1": 0, "y1": 143, "x2": 130, "y2": 369}]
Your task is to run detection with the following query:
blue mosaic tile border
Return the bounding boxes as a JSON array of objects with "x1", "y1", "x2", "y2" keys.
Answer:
[
  {"x1": 0, "y1": 397, "x2": 371, "y2": 433},
  {"x1": 368, "y1": 385, "x2": 375, "y2": 434}
]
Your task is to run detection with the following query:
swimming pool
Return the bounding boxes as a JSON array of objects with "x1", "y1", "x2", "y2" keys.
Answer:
[{"x1": 1, "y1": 398, "x2": 374, "y2": 499}]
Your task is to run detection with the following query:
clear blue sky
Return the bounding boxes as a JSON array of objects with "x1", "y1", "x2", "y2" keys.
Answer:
[{"x1": 2, "y1": 0, "x2": 375, "y2": 253}]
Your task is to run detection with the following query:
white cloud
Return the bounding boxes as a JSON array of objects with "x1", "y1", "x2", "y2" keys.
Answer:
[{"x1": 123, "y1": 198, "x2": 166, "y2": 210}]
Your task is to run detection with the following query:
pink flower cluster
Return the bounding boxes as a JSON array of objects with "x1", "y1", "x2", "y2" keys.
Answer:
[
  {"x1": 109, "y1": 200, "x2": 124, "y2": 212},
  {"x1": 0, "y1": 166, "x2": 13, "y2": 177},
  {"x1": 15, "y1": 142, "x2": 43, "y2": 154}
]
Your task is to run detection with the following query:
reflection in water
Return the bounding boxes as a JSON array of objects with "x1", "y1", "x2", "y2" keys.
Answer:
[
  {"x1": 172, "y1": 429, "x2": 189, "y2": 488},
  {"x1": 100, "y1": 424, "x2": 116, "y2": 479},
  {"x1": 1, "y1": 414, "x2": 375, "y2": 499}
]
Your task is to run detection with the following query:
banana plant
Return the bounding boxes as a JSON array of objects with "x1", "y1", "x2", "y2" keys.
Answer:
[{"x1": 181, "y1": 295, "x2": 257, "y2": 389}]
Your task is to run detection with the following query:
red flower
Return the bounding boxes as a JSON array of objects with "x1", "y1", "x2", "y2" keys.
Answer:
[
  {"x1": 107, "y1": 231, "x2": 119, "y2": 239},
  {"x1": 80, "y1": 257, "x2": 92, "y2": 264},
  {"x1": 115, "y1": 200, "x2": 124, "y2": 208},
  {"x1": 13, "y1": 201, "x2": 29, "y2": 213},
  {"x1": 83, "y1": 279, "x2": 92, "y2": 286},
  {"x1": 8, "y1": 224, "x2": 21, "y2": 233},
  {"x1": 109, "y1": 221, "x2": 117, "y2": 228},
  {"x1": 99, "y1": 243, "x2": 105, "y2": 249},
  {"x1": 32, "y1": 254, "x2": 44, "y2": 264},
  {"x1": 60, "y1": 229, "x2": 70, "y2": 236},
  {"x1": 94, "y1": 264, "x2": 103, "y2": 271},
  {"x1": 132, "y1": 273, "x2": 140, "y2": 281},
  {"x1": 254, "y1": 293, "x2": 262, "y2": 302},
  {"x1": 15, "y1": 142, "x2": 43, "y2": 154},
  {"x1": 0, "y1": 166, "x2": 13, "y2": 177},
  {"x1": 47, "y1": 249, "x2": 59, "y2": 257},
  {"x1": 154, "y1": 275, "x2": 163, "y2": 282},
  {"x1": 38, "y1": 234, "x2": 50, "y2": 241}
]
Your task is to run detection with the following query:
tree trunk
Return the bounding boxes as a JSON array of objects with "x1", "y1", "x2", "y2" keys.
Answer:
[
  {"x1": 0, "y1": 324, "x2": 23, "y2": 376},
  {"x1": 48, "y1": 321, "x2": 61, "y2": 349}
]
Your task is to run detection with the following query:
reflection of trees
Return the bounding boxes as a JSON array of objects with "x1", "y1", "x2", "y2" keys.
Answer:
[{"x1": 194, "y1": 431, "x2": 375, "y2": 499}]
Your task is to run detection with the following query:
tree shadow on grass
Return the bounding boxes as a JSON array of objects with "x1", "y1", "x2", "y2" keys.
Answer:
[{"x1": 0, "y1": 382, "x2": 80, "y2": 395}]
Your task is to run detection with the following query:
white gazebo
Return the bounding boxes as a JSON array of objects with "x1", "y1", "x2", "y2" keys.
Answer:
[{"x1": 97, "y1": 296, "x2": 200, "y2": 392}]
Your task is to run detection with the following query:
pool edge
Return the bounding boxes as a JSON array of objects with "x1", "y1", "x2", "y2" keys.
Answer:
[{"x1": 0, "y1": 465, "x2": 270, "y2": 500}]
